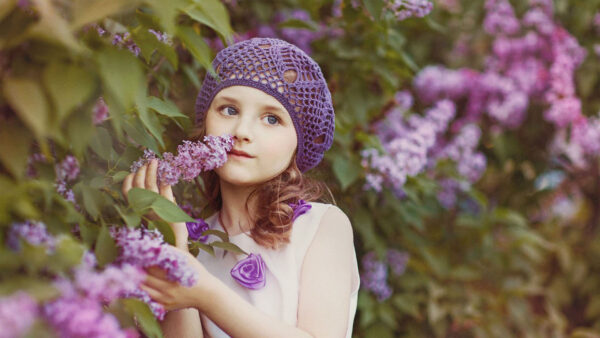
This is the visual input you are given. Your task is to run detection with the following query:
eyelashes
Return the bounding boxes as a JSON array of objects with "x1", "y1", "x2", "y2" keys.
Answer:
[{"x1": 216, "y1": 105, "x2": 284, "y2": 126}]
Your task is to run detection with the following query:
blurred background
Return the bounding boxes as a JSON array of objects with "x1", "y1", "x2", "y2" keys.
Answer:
[{"x1": 1, "y1": 0, "x2": 600, "y2": 336}]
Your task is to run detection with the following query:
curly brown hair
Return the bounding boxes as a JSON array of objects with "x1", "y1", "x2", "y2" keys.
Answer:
[{"x1": 191, "y1": 128, "x2": 333, "y2": 250}]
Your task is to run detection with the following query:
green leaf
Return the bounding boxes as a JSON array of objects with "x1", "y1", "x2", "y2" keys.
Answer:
[
  {"x1": 97, "y1": 48, "x2": 145, "y2": 111},
  {"x1": 89, "y1": 127, "x2": 117, "y2": 162},
  {"x1": 152, "y1": 197, "x2": 196, "y2": 223},
  {"x1": 25, "y1": 0, "x2": 81, "y2": 51},
  {"x1": 146, "y1": 0, "x2": 184, "y2": 34},
  {"x1": 79, "y1": 222, "x2": 100, "y2": 247},
  {"x1": 332, "y1": 153, "x2": 361, "y2": 191},
  {"x1": 131, "y1": 27, "x2": 178, "y2": 69},
  {"x1": 43, "y1": 61, "x2": 95, "y2": 123},
  {"x1": 111, "y1": 171, "x2": 130, "y2": 183},
  {"x1": 49, "y1": 236, "x2": 85, "y2": 272},
  {"x1": 177, "y1": 25, "x2": 215, "y2": 76},
  {"x1": 95, "y1": 225, "x2": 118, "y2": 267},
  {"x1": 182, "y1": 0, "x2": 233, "y2": 42},
  {"x1": 211, "y1": 241, "x2": 248, "y2": 255},
  {"x1": 76, "y1": 184, "x2": 103, "y2": 220},
  {"x1": 362, "y1": 0, "x2": 384, "y2": 21},
  {"x1": 127, "y1": 188, "x2": 195, "y2": 223},
  {"x1": 136, "y1": 96, "x2": 165, "y2": 148},
  {"x1": 0, "y1": 119, "x2": 32, "y2": 179},
  {"x1": 114, "y1": 205, "x2": 142, "y2": 228},
  {"x1": 190, "y1": 242, "x2": 215, "y2": 256},
  {"x1": 65, "y1": 108, "x2": 95, "y2": 157},
  {"x1": 123, "y1": 119, "x2": 161, "y2": 154},
  {"x1": 3, "y1": 76, "x2": 50, "y2": 138},
  {"x1": 149, "y1": 219, "x2": 176, "y2": 246},
  {"x1": 147, "y1": 96, "x2": 188, "y2": 119},
  {"x1": 202, "y1": 229, "x2": 229, "y2": 242},
  {"x1": 121, "y1": 298, "x2": 164, "y2": 338},
  {"x1": 71, "y1": 0, "x2": 140, "y2": 30}
]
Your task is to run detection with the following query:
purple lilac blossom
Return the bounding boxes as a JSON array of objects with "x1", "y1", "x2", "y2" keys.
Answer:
[
  {"x1": 230, "y1": 253, "x2": 267, "y2": 290},
  {"x1": 43, "y1": 295, "x2": 137, "y2": 338},
  {"x1": 110, "y1": 227, "x2": 199, "y2": 287},
  {"x1": 130, "y1": 135, "x2": 234, "y2": 186},
  {"x1": 0, "y1": 292, "x2": 38, "y2": 338},
  {"x1": 290, "y1": 199, "x2": 312, "y2": 221},
  {"x1": 483, "y1": 0, "x2": 520, "y2": 35},
  {"x1": 360, "y1": 252, "x2": 392, "y2": 302},
  {"x1": 386, "y1": 249, "x2": 409, "y2": 276},
  {"x1": 186, "y1": 219, "x2": 210, "y2": 242},
  {"x1": 74, "y1": 263, "x2": 146, "y2": 303},
  {"x1": 387, "y1": 0, "x2": 434, "y2": 21},
  {"x1": 92, "y1": 97, "x2": 109, "y2": 125},
  {"x1": 56, "y1": 155, "x2": 80, "y2": 182},
  {"x1": 437, "y1": 178, "x2": 460, "y2": 209},
  {"x1": 7, "y1": 220, "x2": 57, "y2": 252},
  {"x1": 274, "y1": 10, "x2": 323, "y2": 55},
  {"x1": 148, "y1": 29, "x2": 170, "y2": 44},
  {"x1": 26, "y1": 153, "x2": 47, "y2": 178}
]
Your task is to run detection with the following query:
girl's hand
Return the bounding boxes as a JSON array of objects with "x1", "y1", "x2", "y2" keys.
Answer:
[
  {"x1": 121, "y1": 159, "x2": 189, "y2": 247},
  {"x1": 140, "y1": 248, "x2": 211, "y2": 311}
]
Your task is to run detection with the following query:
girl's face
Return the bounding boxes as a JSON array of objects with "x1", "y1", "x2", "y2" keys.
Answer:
[{"x1": 205, "y1": 86, "x2": 298, "y2": 187}]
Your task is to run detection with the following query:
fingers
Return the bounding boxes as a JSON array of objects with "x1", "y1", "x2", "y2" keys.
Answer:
[
  {"x1": 146, "y1": 159, "x2": 159, "y2": 193},
  {"x1": 159, "y1": 183, "x2": 176, "y2": 203},
  {"x1": 140, "y1": 284, "x2": 164, "y2": 302},
  {"x1": 134, "y1": 164, "x2": 147, "y2": 188},
  {"x1": 122, "y1": 173, "x2": 134, "y2": 201}
]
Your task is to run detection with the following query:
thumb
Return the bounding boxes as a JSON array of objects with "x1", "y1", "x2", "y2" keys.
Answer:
[{"x1": 159, "y1": 184, "x2": 176, "y2": 203}]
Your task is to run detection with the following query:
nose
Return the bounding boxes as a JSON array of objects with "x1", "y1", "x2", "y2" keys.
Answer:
[{"x1": 232, "y1": 114, "x2": 252, "y2": 143}]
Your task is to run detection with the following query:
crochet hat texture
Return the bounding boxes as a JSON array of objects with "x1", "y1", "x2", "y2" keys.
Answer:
[{"x1": 195, "y1": 38, "x2": 335, "y2": 172}]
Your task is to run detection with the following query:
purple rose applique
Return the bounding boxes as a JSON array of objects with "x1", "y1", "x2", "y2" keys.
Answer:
[
  {"x1": 186, "y1": 219, "x2": 209, "y2": 242},
  {"x1": 290, "y1": 199, "x2": 312, "y2": 221},
  {"x1": 230, "y1": 253, "x2": 266, "y2": 290}
]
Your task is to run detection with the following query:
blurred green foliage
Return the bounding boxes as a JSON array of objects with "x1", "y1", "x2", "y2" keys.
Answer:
[{"x1": 1, "y1": 0, "x2": 600, "y2": 337}]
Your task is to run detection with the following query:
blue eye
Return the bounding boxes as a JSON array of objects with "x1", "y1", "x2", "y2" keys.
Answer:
[
  {"x1": 220, "y1": 106, "x2": 238, "y2": 116},
  {"x1": 264, "y1": 115, "x2": 280, "y2": 125}
]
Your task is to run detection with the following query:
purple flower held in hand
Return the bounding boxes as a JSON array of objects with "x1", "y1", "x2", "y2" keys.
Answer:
[
  {"x1": 290, "y1": 200, "x2": 312, "y2": 221},
  {"x1": 231, "y1": 253, "x2": 267, "y2": 290},
  {"x1": 186, "y1": 219, "x2": 210, "y2": 242}
]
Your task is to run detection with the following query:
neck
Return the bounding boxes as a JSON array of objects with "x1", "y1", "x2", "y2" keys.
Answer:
[{"x1": 218, "y1": 179, "x2": 257, "y2": 236}]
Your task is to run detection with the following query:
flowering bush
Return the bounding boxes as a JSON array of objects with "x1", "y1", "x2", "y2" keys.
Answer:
[{"x1": 2, "y1": 0, "x2": 600, "y2": 337}]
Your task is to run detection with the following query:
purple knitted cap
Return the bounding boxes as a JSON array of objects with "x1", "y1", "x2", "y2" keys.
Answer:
[{"x1": 195, "y1": 37, "x2": 335, "y2": 172}]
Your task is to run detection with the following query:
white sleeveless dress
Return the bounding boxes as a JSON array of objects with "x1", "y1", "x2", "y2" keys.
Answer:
[{"x1": 195, "y1": 202, "x2": 360, "y2": 337}]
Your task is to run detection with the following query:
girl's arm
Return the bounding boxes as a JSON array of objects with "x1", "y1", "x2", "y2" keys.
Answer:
[
  {"x1": 122, "y1": 162, "x2": 204, "y2": 337},
  {"x1": 142, "y1": 206, "x2": 356, "y2": 338}
]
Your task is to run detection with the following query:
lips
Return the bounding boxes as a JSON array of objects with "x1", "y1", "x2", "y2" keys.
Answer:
[{"x1": 229, "y1": 149, "x2": 254, "y2": 158}]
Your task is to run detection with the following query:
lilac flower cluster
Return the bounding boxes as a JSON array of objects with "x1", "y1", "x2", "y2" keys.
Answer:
[
  {"x1": 360, "y1": 252, "x2": 392, "y2": 301},
  {"x1": 110, "y1": 226, "x2": 199, "y2": 318},
  {"x1": 7, "y1": 220, "x2": 57, "y2": 252},
  {"x1": 483, "y1": 0, "x2": 520, "y2": 35},
  {"x1": 256, "y1": 10, "x2": 325, "y2": 55},
  {"x1": 43, "y1": 293, "x2": 138, "y2": 338},
  {"x1": 92, "y1": 97, "x2": 109, "y2": 125},
  {"x1": 111, "y1": 227, "x2": 198, "y2": 287},
  {"x1": 55, "y1": 155, "x2": 80, "y2": 205},
  {"x1": 25, "y1": 153, "x2": 46, "y2": 178},
  {"x1": 0, "y1": 292, "x2": 38, "y2": 338},
  {"x1": 130, "y1": 135, "x2": 234, "y2": 186},
  {"x1": 361, "y1": 97, "x2": 456, "y2": 194},
  {"x1": 361, "y1": 249, "x2": 410, "y2": 302},
  {"x1": 386, "y1": 0, "x2": 434, "y2": 21}
]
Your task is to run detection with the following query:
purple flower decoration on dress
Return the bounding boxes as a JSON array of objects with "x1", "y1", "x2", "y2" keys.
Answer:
[
  {"x1": 230, "y1": 253, "x2": 267, "y2": 290},
  {"x1": 290, "y1": 199, "x2": 312, "y2": 221},
  {"x1": 186, "y1": 219, "x2": 210, "y2": 242}
]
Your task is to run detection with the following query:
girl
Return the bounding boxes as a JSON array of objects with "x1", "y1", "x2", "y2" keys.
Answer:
[{"x1": 122, "y1": 38, "x2": 360, "y2": 337}]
